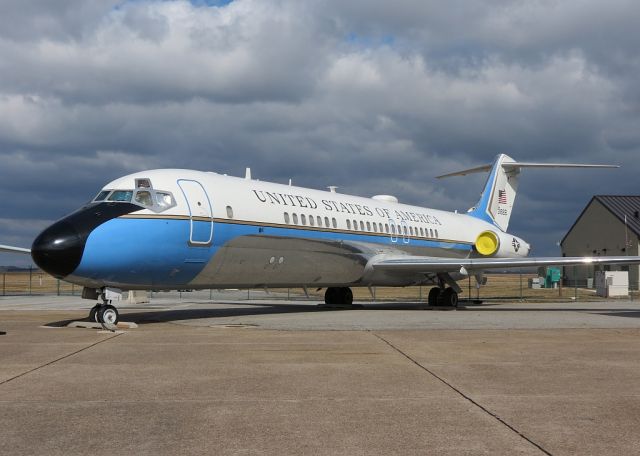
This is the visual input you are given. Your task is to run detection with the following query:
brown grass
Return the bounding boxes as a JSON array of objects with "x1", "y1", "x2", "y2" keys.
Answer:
[{"x1": 1, "y1": 270, "x2": 635, "y2": 302}]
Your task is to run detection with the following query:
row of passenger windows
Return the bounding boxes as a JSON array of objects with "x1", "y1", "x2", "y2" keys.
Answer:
[
  {"x1": 282, "y1": 212, "x2": 439, "y2": 238},
  {"x1": 284, "y1": 212, "x2": 338, "y2": 229}
]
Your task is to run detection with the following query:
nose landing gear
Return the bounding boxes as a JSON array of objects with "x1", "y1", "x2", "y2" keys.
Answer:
[{"x1": 88, "y1": 289, "x2": 120, "y2": 330}]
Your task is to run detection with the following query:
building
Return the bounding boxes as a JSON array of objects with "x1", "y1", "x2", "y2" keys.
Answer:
[{"x1": 561, "y1": 195, "x2": 640, "y2": 290}]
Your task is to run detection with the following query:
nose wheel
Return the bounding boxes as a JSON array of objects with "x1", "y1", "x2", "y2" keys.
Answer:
[{"x1": 88, "y1": 293, "x2": 120, "y2": 330}]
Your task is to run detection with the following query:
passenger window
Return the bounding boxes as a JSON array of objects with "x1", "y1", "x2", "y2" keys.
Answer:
[
  {"x1": 332, "y1": 218, "x2": 337, "y2": 229},
  {"x1": 309, "y1": 215, "x2": 315, "y2": 226},
  {"x1": 284, "y1": 212, "x2": 290, "y2": 224},
  {"x1": 353, "y1": 220, "x2": 357, "y2": 230},
  {"x1": 94, "y1": 190, "x2": 110, "y2": 201},
  {"x1": 403, "y1": 226, "x2": 408, "y2": 235},
  {"x1": 429, "y1": 229, "x2": 433, "y2": 237},
  {"x1": 366, "y1": 221, "x2": 371, "y2": 231},
  {"x1": 324, "y1": 217, "x2": 330, "y2": 227},
  {"x1": 293, "y1": 213, "x2": 298, "y2": 224},
  {"x1": 372, "y1": 223, "x2": 377, "y2": 233},
  {"x1": 226, "y1": 206, "x2": 234, "y2": 218},
  {"x1": 391, "y1": 225, "x2": 396, "y2": 234},
  {"x1": 301, "y1": 214, "x2": 307, "y2": 225},
  {"x1": 346, "y1": 220, "x2": 351, "y2": 229},
  {"x1": 385, "y1": 224, "x2": 389, "y2": 233},
  {"x1": 317, "y1": 216, "x2": 322, "y2": 227},
  {"x1": 109, "y1": 190, "x2": 134, "y2": 202},
  {"x1": 435, "y1": 229, "x2": 439, "y2": 238}
]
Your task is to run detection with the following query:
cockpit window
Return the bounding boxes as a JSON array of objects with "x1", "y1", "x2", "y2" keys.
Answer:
[
  {"x1": 134, "y1": 190, "x2": 153, "y2": 207},
  {"x1": 155, "y1": 192, "x2": 175, "y2": 209},
  {"x1": 108, "y1": 190, "x2": 134, "y2": 202},
  {"x1": 96, "y1": 185, "x2": 176, "y2": 213},
  {"x1": 94, "y1": 190, "x2": 111, "y2": 201}
]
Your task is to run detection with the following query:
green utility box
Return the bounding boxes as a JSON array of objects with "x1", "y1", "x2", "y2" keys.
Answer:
[{"x1": 545, "y1": 267, "x2": 561, "y2": 289}]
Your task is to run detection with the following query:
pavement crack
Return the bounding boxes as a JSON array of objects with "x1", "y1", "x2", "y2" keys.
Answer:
[
  {"x1": 370, "y1": 331, "x2": 554, "y2": 456},
  {"x1": 0, "y1": 332, "x2": 123, "y2": 387}
]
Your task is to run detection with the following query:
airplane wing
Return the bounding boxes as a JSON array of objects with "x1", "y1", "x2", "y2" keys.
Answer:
[
  {"x1": 0, "y1": 244, "x2": 31, "y2": 254},
  {"x1": 372, "y1": 255, "x2": 640, "y2": 274}
]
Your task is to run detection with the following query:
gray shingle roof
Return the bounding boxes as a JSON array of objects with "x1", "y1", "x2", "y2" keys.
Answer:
[
  {"x1": 562, "y1": 195, "x2": 640, "y2": 245},
  {"x1": 595, "y1": 196, "x2": 640, "y2": 236}
]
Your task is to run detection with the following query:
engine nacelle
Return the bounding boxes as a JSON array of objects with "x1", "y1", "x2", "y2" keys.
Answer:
[{"x1": 474, "y1": 230, "x2": 530, "y2": 258}]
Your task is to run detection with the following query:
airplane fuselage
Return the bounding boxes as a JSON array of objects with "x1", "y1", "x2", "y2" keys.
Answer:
[{"x1": 31, "y1": 169, "x2": 530, "y2": 291}]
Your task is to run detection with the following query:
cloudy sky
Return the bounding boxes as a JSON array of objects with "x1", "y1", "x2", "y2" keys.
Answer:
[{"x1": 1, "y1": 0, "x2": 639, "y2": 266}]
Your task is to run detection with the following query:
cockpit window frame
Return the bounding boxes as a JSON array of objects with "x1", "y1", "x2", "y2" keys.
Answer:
[{"x1": 93, "y1": 185, "x2": 177, "y2": 213}]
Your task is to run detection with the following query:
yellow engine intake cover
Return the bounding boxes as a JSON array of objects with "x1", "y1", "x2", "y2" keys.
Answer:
[{"x1": 475, "y1": 231, "x2": 500, "y2": 256}]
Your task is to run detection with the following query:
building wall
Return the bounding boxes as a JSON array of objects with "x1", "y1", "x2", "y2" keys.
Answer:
[{"x1": 561, "y1": 199, "x2": 640, "y2": 289}]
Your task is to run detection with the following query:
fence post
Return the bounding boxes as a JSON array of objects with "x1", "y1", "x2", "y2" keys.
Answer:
[
  {"x1": 57, "y1": 279, "x2": 60, "y2": 296},
  {"x1": 29, "y1": 266, "x2": 33, "y2": 296},
  {"x1": 2, "y1": 273, "x2": 5, "y2": 296},
  {"x1": 71, "y1": 284, "x2": 75, "y2": 296},
  {"x1": 519, "y1": 271, "x2": 523, "y2": 301},
  {"x1": 574, "y1": 266, "x2": 578, "y2": 301},
  {"x1": 209, "y1": 289, "x2": 212, "y2": 300}
]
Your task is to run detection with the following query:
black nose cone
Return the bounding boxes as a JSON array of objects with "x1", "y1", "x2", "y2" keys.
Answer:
[{"x1": 31, "y1": 220, "x2": 84, "y2": 279}]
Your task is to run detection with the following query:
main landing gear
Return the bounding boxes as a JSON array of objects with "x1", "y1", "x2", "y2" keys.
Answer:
[
  {"x1": 88, "y1": 290, "x2": 120, "y2": 330},
  {"x1": 427, "y1": 286, "x2": 459, "y2": 308},
  {"x1": 324, "y1": 287, "x2": 354, "y2": 306}
]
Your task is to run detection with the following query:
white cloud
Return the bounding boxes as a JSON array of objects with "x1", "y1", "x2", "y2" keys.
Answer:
[{"x1": 0, "y1": 0, "x2": 639, "y2": 262}]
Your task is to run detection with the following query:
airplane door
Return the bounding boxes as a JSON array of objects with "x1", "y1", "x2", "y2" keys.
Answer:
[{"x1": 177, "y1": 179, "x2": 213, "y2": 246}]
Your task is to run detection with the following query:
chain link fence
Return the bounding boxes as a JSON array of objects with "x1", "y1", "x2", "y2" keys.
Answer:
[{"x1": 1, "y1": 268, "x2": 636, "y2": 302}]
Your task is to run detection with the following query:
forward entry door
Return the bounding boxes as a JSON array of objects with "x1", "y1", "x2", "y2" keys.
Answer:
[{"x1": 177, "y1": 179, "x2": 213, "y2": 246}]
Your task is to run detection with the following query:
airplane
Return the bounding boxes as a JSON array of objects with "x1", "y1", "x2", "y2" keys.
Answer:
[{"x1": 3, "y1": 153, "x2": 640, "y2": 329}]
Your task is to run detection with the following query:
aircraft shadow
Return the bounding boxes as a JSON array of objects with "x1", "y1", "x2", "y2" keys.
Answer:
[{"x1": 43, "y1": 301, "x2": 640, "y2": 327}]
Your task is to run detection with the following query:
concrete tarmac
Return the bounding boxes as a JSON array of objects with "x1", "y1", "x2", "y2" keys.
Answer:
[{"x1": 2, "y1": 294, "x2": 640, "y2": 455}]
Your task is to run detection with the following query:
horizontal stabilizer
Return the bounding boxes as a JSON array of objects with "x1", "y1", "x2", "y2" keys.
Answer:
[
  {"x1": 0, "y1": 244, "x2": 31, "y2": 254},
  {"x1": 437, "y1": 161, "x2": 618, "y2": 179}
]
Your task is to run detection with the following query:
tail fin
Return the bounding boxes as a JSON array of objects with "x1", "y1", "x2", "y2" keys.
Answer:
[{"x1": 437, "y1": 154, "x2": 618, "y2": 232}]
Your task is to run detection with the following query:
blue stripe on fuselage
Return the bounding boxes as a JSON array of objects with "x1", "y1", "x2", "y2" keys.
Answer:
[{"x1": 73, "y1": 217, "x2": 472, "y2": 287}]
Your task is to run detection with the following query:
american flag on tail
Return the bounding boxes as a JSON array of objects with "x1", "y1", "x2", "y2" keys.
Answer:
[{"x1": 498, "y1": 189, "x2": 507, "y2": 204}]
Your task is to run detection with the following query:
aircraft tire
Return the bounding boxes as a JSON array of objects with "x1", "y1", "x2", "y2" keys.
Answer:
[
  {"x1": 89, "y1": 304, "x2": 100, "y2": 322},
  {"x1": 428, "y1": 287, "x2": 441, "y2": 306},
  {"x1": 438, "y1": 288, "x2": 458, "y2": 308},
  {"x1": 98, "y1": 304, "x2": 119, "y2": 329},
  {"x1": 340, "y1": 287, "x2": 353, "y2": 305},
  {"x1": 324, "y1": 287, "x2": 354, "y2": 305},
  {"x1": 324, "y1": 287, "x2": 338, "y2": 305}
]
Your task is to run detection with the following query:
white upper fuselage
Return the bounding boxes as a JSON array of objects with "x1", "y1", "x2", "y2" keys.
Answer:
[{"x1": 104, "y1": 168, "x2": 530, "y2": 258}]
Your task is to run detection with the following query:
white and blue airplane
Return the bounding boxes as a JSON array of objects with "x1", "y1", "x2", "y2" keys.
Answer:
[{"x1": 3, "y1": 154, "x2": 640, "y2": 328}]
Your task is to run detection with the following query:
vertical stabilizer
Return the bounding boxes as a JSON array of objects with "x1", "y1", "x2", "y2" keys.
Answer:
[
  {"x1": 436, "y1": 154, "x2": 617, "y2": 233},
  {"x1": 467, "y1": 154, "x2": 519, "y2": 231}
]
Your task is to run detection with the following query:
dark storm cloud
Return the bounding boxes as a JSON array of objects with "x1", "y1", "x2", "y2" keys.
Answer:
[{"x1": 1, "y1": 0, "x2": 639, "y2": 267}]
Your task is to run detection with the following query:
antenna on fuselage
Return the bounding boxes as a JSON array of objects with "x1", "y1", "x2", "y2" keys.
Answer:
[
  {"x1": 328, "y1": 186, "x2": 338, "y2": 193},
  {"x1": 245, "y1": 168, "x2": 252, "y2": 180}
]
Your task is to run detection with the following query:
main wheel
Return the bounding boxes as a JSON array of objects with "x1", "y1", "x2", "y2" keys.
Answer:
[
  {"x1": 98, "y1": 304, "x2": 119, "y2": 328},
  {"x1": 427, "y1": 287, "x2": 441, "y2": 306},
  {"x1": 324, "y1": 287, "x2": 338, "y2": 305},
  {"x1": 438, "y1": 288, "x2": 459, "y2": 307},
  {"x1": 340, "y1": 287, "x2": 353, "y2": 305}
]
